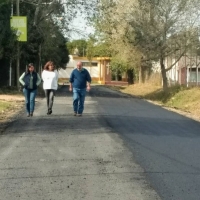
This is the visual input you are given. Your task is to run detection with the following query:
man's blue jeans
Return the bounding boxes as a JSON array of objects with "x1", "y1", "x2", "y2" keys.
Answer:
[
  {"x1": 23, "y1": 88, "x2": 37, "y2": 114},
  {"x1": 73, "y1": 88, "x2": 86, "y2": 114}
]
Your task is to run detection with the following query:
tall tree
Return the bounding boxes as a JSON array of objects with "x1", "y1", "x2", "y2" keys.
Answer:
[
  {"x1": 0, "y1": 0, "x2": 17, "y2": 86},
  {"x1": 126, "y1": 0, "x2": 200, "y2": 90},
  {"x1": 92, "y1": 0, "x2": 142, "y2": 83},
  {"x1": 93, "y1": 0, "x2": 200, "y2": 88},
  {"x1": 67, "y1": 39, "x2": 87, "y2": 57},
  {"x1": 0, "y1": 0, "x2": 99, "y2": 86}
]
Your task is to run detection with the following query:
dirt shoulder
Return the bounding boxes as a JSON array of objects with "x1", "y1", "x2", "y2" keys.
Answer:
[{"x1": 0, "y1": 95, "x2": 24, "y2": 133}]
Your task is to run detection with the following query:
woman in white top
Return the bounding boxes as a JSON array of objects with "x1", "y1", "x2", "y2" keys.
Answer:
[{"x1": 42, "y1": 61, "x2": 58, "y2": 115}]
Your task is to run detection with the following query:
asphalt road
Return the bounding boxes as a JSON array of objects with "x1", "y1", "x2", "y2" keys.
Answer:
[
  {"x1": 0, "y1": 86, "x2": 160, "y2": 200},
  {"x1": 90, "y1": 86, "x2": 200, "y2": 200},
  {"x1": 1, "y1": 85, "x2": 200, "y2": 200}
]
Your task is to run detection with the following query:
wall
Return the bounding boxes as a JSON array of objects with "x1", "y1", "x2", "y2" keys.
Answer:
[{"x1": 58, "y1": 55, "x2": 99, "y2": 82}]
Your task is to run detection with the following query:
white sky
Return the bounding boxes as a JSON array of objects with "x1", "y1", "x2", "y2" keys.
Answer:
[{"x1": 67, "y1": 13, "x2": 94, "y2": 40}]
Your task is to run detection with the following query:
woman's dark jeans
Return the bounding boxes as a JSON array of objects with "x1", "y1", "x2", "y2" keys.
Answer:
[{"x1": 44, "y1": 89, "x2": 55, "y2": 111}]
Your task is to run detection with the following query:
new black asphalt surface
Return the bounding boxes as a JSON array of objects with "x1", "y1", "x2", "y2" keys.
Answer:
[
  {"x1": 90, "y1": 86, "x2": 200, "y2": 200},
  {"x1": 0, "y1": 85, "x2": 160, "y2": 200},
  {"x1": 1, "y1": 85, "x2": 200, "y2": 200}
]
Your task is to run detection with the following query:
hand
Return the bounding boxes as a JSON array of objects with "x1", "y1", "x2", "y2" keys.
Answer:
[
  {"x1": 69, "y1": 86, "x2": 72, "y2": 92},
  {"x1": 86, "y1": 85, "x2": 91, "y2": 92}
]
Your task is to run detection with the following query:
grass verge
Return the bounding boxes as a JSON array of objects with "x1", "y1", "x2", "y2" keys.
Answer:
[
  {"x1": 0, "y1": 101, "x2": 12, "y2": 113},
  {"x1": 0, "y1": 86, "x2": 24, "y2": 124}
]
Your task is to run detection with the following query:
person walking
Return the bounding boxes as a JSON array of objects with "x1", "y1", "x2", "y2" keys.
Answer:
[
  {"x1": 19, "y1": 63, "x2": 41, "y2": 117},
  {"x1": 69, "y1": 61, "x2": 91, "y2": 116},
  {"x1": 42, "y1": 61, "x2": 58, "y2": 115}
]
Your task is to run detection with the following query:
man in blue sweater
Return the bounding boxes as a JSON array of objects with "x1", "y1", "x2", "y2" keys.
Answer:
[{"x1": 69, "y1": 61, "x2": 91, "y2": 116}]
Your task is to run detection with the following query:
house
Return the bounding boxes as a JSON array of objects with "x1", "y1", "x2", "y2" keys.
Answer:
[
  {"x1": 152, "y1": 55, "x2": 200, "y2": 86},
  {"x1": 166, "y1": 55, "x2": 200, "y2": 86},
  {"x1": 58, "y1": 55, "x2": 128, "y2": 85}
]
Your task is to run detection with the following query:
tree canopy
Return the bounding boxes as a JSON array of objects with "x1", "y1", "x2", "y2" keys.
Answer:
[
  {"x1": 0, "y1": 0, "x2": 17, "y2": 86},
  {"x1": 0, "y1": 0, "x2": 98, "y2": 86},
  {"x1": 92, "y1": 0, "x2": 200, "y2": 89}
]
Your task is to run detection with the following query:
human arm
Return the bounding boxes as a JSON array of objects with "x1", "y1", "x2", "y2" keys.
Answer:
[
  {"x1": 56, "y1": 70, "x2": 59, "y2": 81},
  {"x1": 86, "y1": 71, "x2": 91, "y2": 91},
  {"x1": 55, "y1": 71, "x2": 59, "y2": 89},
  {"x1": 69, "y1": 71, "x2": 74, "y2": 92},
  {"x1": 41, "y1": 70, "x2": 45, "y2": 81},
  {"x1": 69, "y1": 82, "x2": 73, "y2": 92},
  {"x1": 19, "y1": 72, "x2": 25, "y2": 86},
  {"x1": 86, "y1": 82, "x2": 91, "y2": 92},
  {"x1": 36, "y1": 73, "x2": 42, "y2": 86}
]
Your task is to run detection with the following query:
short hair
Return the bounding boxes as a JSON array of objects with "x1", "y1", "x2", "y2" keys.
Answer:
[
  {"x1": 44, "y1": 61, "x2": 55, "y2": 71},
  {"x1": 77, "y1": 61, "x2": 82, "y2": 66}
]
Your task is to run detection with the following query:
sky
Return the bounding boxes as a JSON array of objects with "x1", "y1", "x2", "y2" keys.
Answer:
[{"x1": 67, "y1": 13, "x2": 95, "y2": 40}]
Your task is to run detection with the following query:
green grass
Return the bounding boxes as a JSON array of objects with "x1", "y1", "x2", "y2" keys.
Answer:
[{"x1": 0, "y1": 101, "x2": 12, "y2": 112}]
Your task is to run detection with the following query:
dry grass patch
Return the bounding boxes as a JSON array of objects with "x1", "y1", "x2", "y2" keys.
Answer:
[
  {"x1": 0, "y1": 101, "x2": 12, "y2": 113},
  {"x1": 165, "y1": 87, "x2": 200, "y2": 116},
  {"x1": 0, "y1": 87, "x2": 24, "y2": 125},
  {"x1": 0, "y1": 99, "x2": 23, "y2": 121},
  {"x1": 121, "y1": 83, "x2": 162, "y2": 98}
]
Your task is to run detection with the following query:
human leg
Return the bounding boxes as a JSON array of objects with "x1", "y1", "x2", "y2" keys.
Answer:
[
  {"x1": 44, "y1": 89, "x2": 50, "y2": 114},
  {"x1": 77, "y1": 88, "x2": 86, "y2": 115},
  {"x1": 73, "y1": 88, "x2": 80, "y2": 115},
  {"x1": 30, "y1": 89, "x2": 37, "y2": 116},
  {"x1": 48, "y1": 90, "x2": 55, "y2": 114},
  {"x1": 23, "y1": 88, "x2": 30, "y2": 116},
  {"x1": 44, "y1": 89, "x2": 50, "y2": 107}
]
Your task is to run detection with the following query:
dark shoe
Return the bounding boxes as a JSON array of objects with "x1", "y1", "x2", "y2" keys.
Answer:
[
  {"x1": 30, "y1": 112, "x2": 33, "y2": 117},
  {"x1": 77, "y1": 113, "x2": 82, "y2": 117},
  {"x1": 74, "y1": 112, "x2": 77, "y2": 116},
  {"x1": 47, "y1": 109, "x2": 52, "y2": 115}
]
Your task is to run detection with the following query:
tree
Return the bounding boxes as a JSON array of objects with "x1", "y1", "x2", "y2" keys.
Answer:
[
  {"x1": 0, "y1": 0, "x2": 17, "y2": 86},
  {"x1": 93, "y1": 0, "x2": 200, "y2": 89},
  {"x1": 126, "y1": 0, "x2": 200, "y2": 90},
  {"x1": 21, "y1": 0, "x2": 99, "y2": 65},
  {"x1": 0, "y1": 0, "x2": 99, "y2": 86},
  {"x1": 85, "y1": 35, "x2": 111, "y2": 61},
  {"x1": 67, "y1": 39, "x2": 87, "y2": 57},
  {"x1": 91, "y1": 0, "x2": 142, "y2": 83}
]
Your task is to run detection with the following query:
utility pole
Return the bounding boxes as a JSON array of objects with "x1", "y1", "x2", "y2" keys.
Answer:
[
  {"x1": 16, "y1": 0, "x2": 20, "y2": 88},
  {"x1": 9, "y1": 0, "x2": 14, "y2": 86}
]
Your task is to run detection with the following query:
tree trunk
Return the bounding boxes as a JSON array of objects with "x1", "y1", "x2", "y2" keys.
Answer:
[
  {"x1": 34, "y1": 0, "x2": 43, "y2": 26},
  {"x1": 160, "y1": 56, "x2": 168, "y2": 91},
  {"x1": 16, "y1": 0, "x2": 20, "y2": 88},
  {"x1": 127, "y1": 69, "x2": 134, "y2": 84},
  {"x1": 139, "y1": 65, "x2": 142, "y2": 84},
  {"x1": 115, "y1": 72, "x2": 118, "y2": 81}
]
